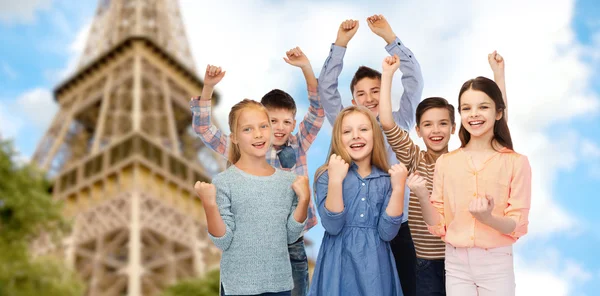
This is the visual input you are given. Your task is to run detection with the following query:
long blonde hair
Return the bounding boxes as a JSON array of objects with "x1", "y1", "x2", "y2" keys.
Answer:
[
  {"x1": 227, "y1": 99, "x2": 271, "y2": 165},
  {"x1": 314, "y1": 106, "x2": 389, "y2": 182}
]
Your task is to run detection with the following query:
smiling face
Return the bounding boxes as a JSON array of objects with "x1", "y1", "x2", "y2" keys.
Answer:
[
  {"x1": 340, "y1": 111, "x2": 374, "y2": 164},
  {"x1": 459, "y1": 89, "x2": 503, "y2": 140},
  {"x1": 351, "y1": 77, "x2": 381, "y2": 116},
  {"x1": 417, "y1": 107, "x2": 456, "y2": 153},
  {"x1": 267, "y1": 108, "x2": 296, "y2": 146},
  {"x1": 231, "y1": 108, "x2": 272, "y2": 160}
]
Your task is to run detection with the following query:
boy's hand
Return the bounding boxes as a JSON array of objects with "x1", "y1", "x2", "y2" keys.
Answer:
[
  {"x1": 328, "y1": 154, "x2": 349, "y2": 182},
  {"x1": 292, "y1": 176, "x2": 311, "y2": 204},
  {"x1": 367, "y1": 14, "x2": 396, "y2": 44},
  {"x1": 194, "y1": 181, "x2": 217, "y2": 208},
  {"x1": 283, "y1": 47, "x2": 311, "y2": 69},
  {"x1": 335, "y1": 19, "x2": 359, "y2": 48},
  {"x1": 488, "y1": 50, "x2": 505, "y2": 73},
  {"x1": 406, "y1": 173, "x2": 429, "y2": 200},
  {"x1": 382, "y1": 55, "x2": 400, "y2": 74},
  {"x1": 204, "y1": 65, "x2": 225, "y2": 88},
  {"x1": 388, "y1": 163, "x2": 408, "y2": 191}
]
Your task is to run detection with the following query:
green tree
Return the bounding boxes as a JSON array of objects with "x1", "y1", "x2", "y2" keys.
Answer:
[
  {"x1": 161, "y1": 269, "x2": 220, "y2": 296},
  {"x1": 0, "y1": 139, "x2": 85, "y2": 296}
]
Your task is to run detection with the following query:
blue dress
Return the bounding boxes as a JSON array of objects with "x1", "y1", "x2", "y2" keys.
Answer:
[{"x1": 309, "y1": 164, "x2": 404, "y2": 296}]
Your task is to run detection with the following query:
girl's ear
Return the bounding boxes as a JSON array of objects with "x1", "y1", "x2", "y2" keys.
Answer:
[
  {"x1": 230, "y1": 133, "x2": 238, "y2": 145},
  {"x1": 495, "y1": 109, "x2": 504, "y2": 121}
]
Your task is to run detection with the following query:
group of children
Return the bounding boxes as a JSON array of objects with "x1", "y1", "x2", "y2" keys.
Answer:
[{"x1": 191, "y1": 14, "x2": 532, "y2": 296}]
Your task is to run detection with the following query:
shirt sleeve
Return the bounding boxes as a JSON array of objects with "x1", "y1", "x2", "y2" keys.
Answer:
[
  {"x1": 386, "y1": 37, "x2": 424, "y2": 131},
  {"x1": 427, "y1": 155, "x2": 447, "y2": 237},
  {"x1": 315, "y1": 171, "x2": 346, "y2": 235},
  {"x1": 207, "y1": 176, "x2": 235, "y2": 251},
  {"x1": 377, "y1": 181, "x2": 404, "y2": 241},
  {"x1": 296, "y1": 86, "x2": 325, "y2": 153},
  {"x1": 504, "y1": 155, "x2": 532, "y2": 239},
  {"x1": 383, "y1": 124, "x2": 421, "y2": 174},
  {"x1": 190, "y1": 98, "x2": 230, "y2": 158},
  {"x1": 317, "y1": 44, "x2": 346, "y2": 126}
]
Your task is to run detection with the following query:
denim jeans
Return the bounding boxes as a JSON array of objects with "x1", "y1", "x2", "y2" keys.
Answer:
[
  {"x1": 219, "y1": 237, "x2": 308, "y2": 296},
  {"x1": 416, "y1": 258, "x2": 446, "y2": 296},
  {"x1": 288, "y1": 237, "x2": 309, "y2": 296},
  {"x1": 390, "y1": 221, "x2": 417, "y2": 296}
]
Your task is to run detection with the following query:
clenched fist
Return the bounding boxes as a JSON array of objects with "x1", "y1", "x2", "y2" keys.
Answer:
[
  {"x1": 488, "y1": 50, "x2": 504, "y2": 73},
  {"x1": 204, "y1": 65, "x2": 225, "y2": 87},
  {"x1": 406, "y1": 173, "x2": 429, "y2": 200},
  {"x1": 194, "y1": 181, "x2": 217, "y2": 208},
  {"x1": 388, "y1": 163, "x2": 408, "y2": 190},
  {"x1": 328, "y1": 154, "x2": 349, "y2": 182},
  {"x1": 469, "y1": 194, "x2": 495, "y2": 222},
  {"x1": 335, "y1": 19, "x2": 359, "y2": 47},
  {"x1": 382, "y1": 54, "x2": 400, "y2": 74},
  {"x1": 292, "y1": 175, "x2": 311, "y2": 203}
]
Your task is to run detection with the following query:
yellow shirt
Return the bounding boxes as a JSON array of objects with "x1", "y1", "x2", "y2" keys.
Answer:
[{"x1": 428, "y1": 148, "x2": 532, "y2": 249}]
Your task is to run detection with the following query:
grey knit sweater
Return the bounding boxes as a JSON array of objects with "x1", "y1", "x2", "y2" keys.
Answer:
[{"x1": 209, "y1": 165, "x2": 306, "y2": 295}]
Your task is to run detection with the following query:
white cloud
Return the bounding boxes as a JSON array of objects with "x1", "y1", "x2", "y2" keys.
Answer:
[
  {"x1": 581, "y1": 139, "x2": 600, "y2": 158},
  {"x1": 52, "y1": 20, "x2": 90, "y2": 81},
  {"x1": 0, "y1": 0, "x2": 52, "y2": 24},
  {"x1": 15, "y1": 88, "x2": 56, "y2": 128}
]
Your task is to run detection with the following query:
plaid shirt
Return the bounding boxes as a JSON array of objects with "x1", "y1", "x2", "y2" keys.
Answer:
[{"x1": 189, "y1": 86, "x2": 324, "y2": 232}]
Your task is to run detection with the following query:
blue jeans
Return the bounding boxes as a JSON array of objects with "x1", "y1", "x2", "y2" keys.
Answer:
[
  {"x1": 416, "y1": 258, "x2": 446, "y2": 296},
  {"x1": 390, "y1": 221, "x2": 417, "y2": 296},
  {"x1": 288, "y1": 237, "x2": 309, "y2": 296},
  {"x1": 219, "y1": 237, "x2": 308, "y2": 296}
]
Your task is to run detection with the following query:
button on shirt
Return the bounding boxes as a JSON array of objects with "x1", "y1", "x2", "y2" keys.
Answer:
[{"x1": 428, "y1": 148, "x2": 532, "y2": 249}]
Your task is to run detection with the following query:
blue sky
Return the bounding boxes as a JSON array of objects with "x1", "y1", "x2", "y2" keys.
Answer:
[{"x1": 1, "y1": 0, "x2": 599, "y2": 295}]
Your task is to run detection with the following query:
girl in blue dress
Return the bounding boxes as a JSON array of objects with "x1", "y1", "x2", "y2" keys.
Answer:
[{"x1": 309, "y1": 105, "x2": 408, "y2": 296}]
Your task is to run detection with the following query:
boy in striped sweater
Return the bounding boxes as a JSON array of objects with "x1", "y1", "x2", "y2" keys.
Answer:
[{"x1": 378, "y1": 52, "x2": 507, "y2": 295}]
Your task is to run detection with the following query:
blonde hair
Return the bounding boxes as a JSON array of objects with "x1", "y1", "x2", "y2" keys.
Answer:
[
  {"x1": 227, "y1": 99, "x2": 271, "y2": 165},
  {"x1": 314, "y1": 106, "x2": 389, "y2": 182}
]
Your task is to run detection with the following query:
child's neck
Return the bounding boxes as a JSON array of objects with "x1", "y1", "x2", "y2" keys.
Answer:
[
  {"x1": 354, "y1": 157, "x2": 372, "y2": 178},
  {"x1": 235, "y1": 154, "x2": 274, "y2": 176},
  {"x1": 464, "y1": 132, "x2": 497, "y2": 152}
]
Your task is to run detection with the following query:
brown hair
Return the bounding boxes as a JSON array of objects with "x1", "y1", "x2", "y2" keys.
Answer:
[
  {"x1": 416, "y1": 97, "x2": 455, "y2": 126},
  {"x1": 350, "y1": 66, "x2": 382, "y2": 95},
  {"x1": 314, "y1": 106, "x2": 389, "y2": 182},
  {"x1": 457, "y1": 76, "x2": 513, "y2": 150},
  {"x1": 260, "y1": 89, "x2": 297, "y2": 115},
  {"x1": 227, "y1": 99, "x2": 271, "y2": 164}
]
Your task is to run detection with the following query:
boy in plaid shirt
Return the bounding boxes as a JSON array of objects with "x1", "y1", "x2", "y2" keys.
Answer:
[{"x1": 190, "y1": 47, "x2": 324, "y2": 296}]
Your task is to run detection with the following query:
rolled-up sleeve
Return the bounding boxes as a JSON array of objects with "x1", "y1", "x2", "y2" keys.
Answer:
[
  {"x1": 504, "y1": 155, "x2": 532, "y2": 239},
  {"x1": 315, "y1": 171, "x2": 346, "y2": 236}
]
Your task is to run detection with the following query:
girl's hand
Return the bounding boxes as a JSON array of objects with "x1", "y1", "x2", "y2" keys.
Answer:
[
  {"x1": 388, "y1": 163, "x2": 408, "y2": 190},
  {"x1": 292, "y1": 176, "x2": 311, "y2": 203},
  {"x1": 284, "y1": 47, "x2": 311, "y2": 69},
  {"x1": 328, "y1": 154, "x2": 349, "y2": 182},
  {"x1": 194, "y1": 181, "x2": 217, "y2": 208},
  {"x1": 488, "y1": 50, "x2": 504, "y2": 73},
  {"x1": 469, "y1": 194, "x2": 495, "y2": 222}
]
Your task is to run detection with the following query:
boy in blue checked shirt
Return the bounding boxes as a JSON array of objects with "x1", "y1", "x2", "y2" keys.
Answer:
[{"x1": 190, "y1": 46, "x2": 324, "y2": 296}]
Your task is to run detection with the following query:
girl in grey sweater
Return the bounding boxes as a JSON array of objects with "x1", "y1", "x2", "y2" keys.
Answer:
[{"x1": 194, "y1": 98, "x2": 310, "y2": 296}]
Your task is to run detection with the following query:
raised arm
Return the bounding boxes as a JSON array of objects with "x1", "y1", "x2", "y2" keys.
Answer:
[
  {"x1": 284, "y1": 47, "x2": 325, "y2": 151},
  {"x1": 318, "y1": 19, "x2": 359, "y2": 125},
  {"x1": 190, "y1": 65, "x2": 229, "y2": 159},
  {"x1": 488, "y1": 51, "x2": 508, "y2": 121},
  {"x1": 368, "y1": 14, "x2": 423, "y2": 130}
]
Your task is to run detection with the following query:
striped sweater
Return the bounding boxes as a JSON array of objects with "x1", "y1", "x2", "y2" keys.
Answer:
[{"x1": 384, "y1": 124, "x2": 445, "y2": 260}]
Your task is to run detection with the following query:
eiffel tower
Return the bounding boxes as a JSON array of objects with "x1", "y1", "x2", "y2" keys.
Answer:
[{"x1": 31, "y1": 0, "x2": 223, "y2": 295}]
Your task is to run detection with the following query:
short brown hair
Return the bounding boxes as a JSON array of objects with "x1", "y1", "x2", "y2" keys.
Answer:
[
  {"x1": 416, "y1": 97, "x2": 455, "y2": 127},
  {"x1": 350, "y1": 66, "x2": 381, "y2": 94}
]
